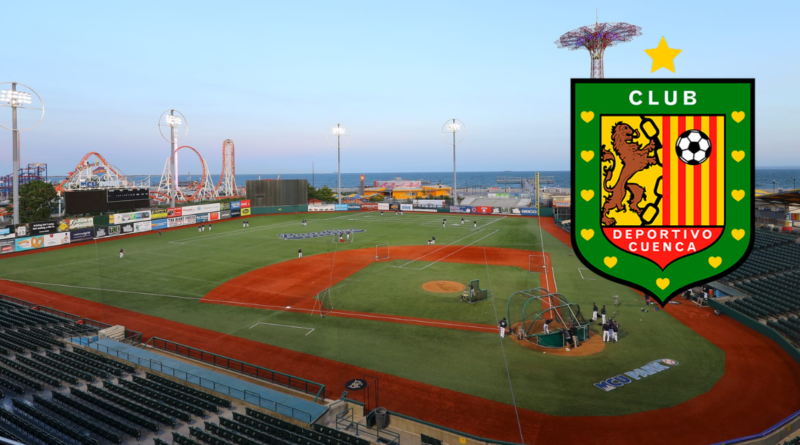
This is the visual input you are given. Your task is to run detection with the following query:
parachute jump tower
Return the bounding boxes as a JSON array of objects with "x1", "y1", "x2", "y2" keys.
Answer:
[
  {"x1": 555, "y1": 12, "x2": 642, "y2": 78},
  {"x1": 216, "y1": 139, "x2": 239, "y2": 197}
]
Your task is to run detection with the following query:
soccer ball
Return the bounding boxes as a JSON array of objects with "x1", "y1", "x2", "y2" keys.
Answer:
[{"x1": 675, "y1": 130, "x2": 712, "y2": 165}]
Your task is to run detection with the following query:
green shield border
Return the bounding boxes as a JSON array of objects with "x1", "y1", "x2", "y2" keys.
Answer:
[{"x1": 570, "y1": 79, "x2": 755, "y2": 303}]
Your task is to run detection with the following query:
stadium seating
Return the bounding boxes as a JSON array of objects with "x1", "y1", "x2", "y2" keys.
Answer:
[
  {"x1": 132, "y1": 375, "x2": 219, "y2": 411},
  {"x1": 119, "y1": 378, "x2": 206, "y2": 416},
  {"x1": 12, "y1": 398, "x2": 100, "y2": 445},
  {"x1": 70, "y1": 387, "x2": 159, "y2": 432},
  {"x1": 0, "y1": 406, "x2": 69, "y2": 445},
  {"x1": 70, "y1": 348, "x2": 135, "y2": 373},
  {"x1": 60, "y1": 349, "x2": 121, "y2": 377},
  {"x1": 145, "y1": 372, "x2": 231, "y2": 408},
  {"x1": 41, "y1": 393, "x2": 131, "y2": 442}
]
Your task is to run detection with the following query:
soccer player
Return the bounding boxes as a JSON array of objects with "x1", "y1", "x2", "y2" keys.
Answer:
[
  {"x1": 298, "y1": 248, "x2": 302, "y2": 258},
  {"x1": 119, "y1": 249, "x2": 124, "y2": 259},
  {"x1": 499, "y1": 318, "x2": 507, "y2": 338},
  {"x1": 612, "y1": 321, "x2": 620, "y2": 342},
  {"x1": 592, "y1": 302, "x2": 598, "y2": 321},
  {"x1": 601, "y1": 305, "x2": 607, "y2": 324}
]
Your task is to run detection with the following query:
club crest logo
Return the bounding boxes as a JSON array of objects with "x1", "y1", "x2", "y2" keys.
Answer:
[{"x1": 571, "y1": 79, "x2": 755, "y2": 303}]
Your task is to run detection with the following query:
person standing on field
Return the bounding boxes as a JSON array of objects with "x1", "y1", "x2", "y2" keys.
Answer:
[
  {"x1": 119, "y1": 249, "x2": 124, "y2": 259},
  {"x1": 543, "y1": 318, "x2": 553, "y2": 334},
  {"x1": 602, "y1": 320, "x2": 610, "y2": 342},
  {"x1": 601, "y1": 305, "x2": 607, "y2": 324},
  {"x1": 473, "y1": 220, "x2": 477, "y2": 228},
  {"x1": 592, "y1": 302, "x2": 598, "y2": 321},
  {"x1": 298, "y1": 248, "x2": 302, "y2": 258},
  {"x1": 499, "y1": 318, "x2": 507, "y2": 338},
  {"x1": 612, "y1": 321, "x2": 620, "y2": 342}
]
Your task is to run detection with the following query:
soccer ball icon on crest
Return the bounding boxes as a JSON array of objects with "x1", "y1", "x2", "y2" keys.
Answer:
[{"x1": 676, "y1": 129, "x2": 712, "y2": 165}]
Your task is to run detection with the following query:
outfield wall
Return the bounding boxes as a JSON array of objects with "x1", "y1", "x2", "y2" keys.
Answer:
[{"x1": 0, "y1": 202, "x2": 543, "y2": 255}]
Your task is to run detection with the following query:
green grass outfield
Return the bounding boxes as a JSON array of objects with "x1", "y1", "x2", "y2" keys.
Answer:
[{"x1": 0, "y1": 212, "x2": 724, "y2": 416}]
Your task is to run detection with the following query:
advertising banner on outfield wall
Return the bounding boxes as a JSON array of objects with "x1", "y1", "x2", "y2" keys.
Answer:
[
  {"x1": 57, "y1": 217, "x2": 93, "y2": 232},
  {"x1": 151, "y1": 209, "x2": 169, "y2": 219},
  {"x1": 474, "y1": 206, "x2": 493, "y2": 214},
  {"x1": 400, "y1": 204, "x2": 413, "y2": 211},
  {"x1": 118, "y1": 223, "x2": 135, "y2": 235},
  {"x1": 133, "y1": 221, "x2": 152, "y2": 233},
  {"x1": 95, "y1": 225, "x2": 120, "y2": 238},
  {"x1": 231, "y1": 201, "x2": 241, "y2": 210},
  {"x1": 347, "y1": 204, "x2": 361, "y2": 210},
  {"x1": 196, "y1": 214, "x2": 209, "y2": 223},
  {"x1": 231, "y1": 209, "x2": 241, "y2": 218},
  {"x1": 15, "y1": 236, "x2": 44, "y2": 251},
  {"x1": 180, "y1": 203, "x2": 221, "y2": 216},
  {"x1": 220, "y1": 210, "x2": 231, "y2": 219},
  {"x1": 309, "y1": 204, "x2": 335, "y2": 212},
  {"x1": 241, "y1": 208, "x2": 251, "y2": 216},
  {"x1": 334, "y1": 204, "x2": 349, "y2": 211},
  {"x1": 43, "y1": 232, "x2": 70, "y2": 248},
  {"x1": 69, "y1": 228, "x2": 95, "y2": 243},
  {"x1": 361, "y1": 203, "x2": 378, "y2": 210},
  {"x1": 412, "y1": 199, "x2": 447, "y2": 207},
  {"x1": 168, "y1": 215, "x2": 197, "y2": 228},
  {"x1": 389, "y1": 204, "x2": 400, "y2": 210},
  {"x1": 519, "y1": 208, "x2": 538, "y2": 216},
  {"x1": 109, "y1": 210, "x2": 151, "y2": 225},
  {"x1": 151, "y1": 219, "x2": 168, "y2": 230},
  {"x1": 512, "y1": 208, "x2": 521, "y2": 214},
  {"x1": 209, "y1": 212, "x2": 220, "y2": 221},
  {"x1": 449, "y1": 206, "x2": 472, "y2": 214},
  {"x1": 167, "y1": 207, "x2": 182, "y2": 217},
  {"x1": 0, "y1": 226, "x2": 14, "y2": 240},
  {"x1": 377, "y1": 203, "x2": 390, "y2": 210},
  {"x1": 0, "y1": 239, "x2": 14, "y2": 254},
  {"x1": 240, "y1": 200, "x2": 251, "y2": 208},
  {"x1": 31, "y1": 221, "x2": 58, "y2": 235},
  {"x1": 221, "y1": 202, "x2": 231, "y2": 210},
  {"x1": 412, "y1": 208, "x2": 438, "y2": 212}
]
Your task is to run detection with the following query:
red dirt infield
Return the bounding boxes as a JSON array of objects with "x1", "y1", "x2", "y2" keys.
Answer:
[
  {"x1": 200, "y1": 245, "x2": 555, "y2": 333},
  {"x1": 0, "y1": 219, "x2": 799, "y2": 444}
]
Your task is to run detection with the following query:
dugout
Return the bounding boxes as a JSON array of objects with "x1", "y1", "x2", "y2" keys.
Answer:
[{"x1": 506, "y1": 289, "x2": 589, "y2": 348}]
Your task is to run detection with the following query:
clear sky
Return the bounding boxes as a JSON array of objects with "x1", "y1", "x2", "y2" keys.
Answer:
[{"x1": 1, "y1": 0, "x2": 797, "y2": 176}]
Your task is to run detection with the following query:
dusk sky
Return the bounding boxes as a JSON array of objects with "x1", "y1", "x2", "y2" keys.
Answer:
[{"x1": 1, "y1": 0, "x2": 797, "y2": 176}]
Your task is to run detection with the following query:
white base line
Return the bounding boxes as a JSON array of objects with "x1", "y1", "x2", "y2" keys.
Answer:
[
  {"x1": 396, "y1": 229, "x2": 490, "y2": 268},
  {"x1": 0, "y1": 279, "x2": 201, "y2": 300},
  {"x1": 249, "y1": 322, "x2": 315, "y2": 336},
  {"x1": 578, "y1": 268, "x2": 595, "y2": 280}
]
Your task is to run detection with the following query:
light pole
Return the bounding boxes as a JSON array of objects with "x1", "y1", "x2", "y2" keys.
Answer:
[
  {"x1": 0, "y1": 82, "x2": 45, "y2": 225},
  {"x1": 441, "y1": 119, "x2": 466, "y2": 205},
  {"x1": 158, "y1": 110, "x2": 188, "y2": 207},
  {"x1": 326, "y1": 124, "x2": 351, "y2": 204}
]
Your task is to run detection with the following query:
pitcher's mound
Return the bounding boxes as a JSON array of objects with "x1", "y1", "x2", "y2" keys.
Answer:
[{"x1": 423, "y1": 281, "x2": 465, "y2": 293}]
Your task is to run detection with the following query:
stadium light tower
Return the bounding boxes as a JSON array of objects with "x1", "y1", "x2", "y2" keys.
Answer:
[
  {"x1": 441, "y1": 119, "x2": 466, "y2": 205},
  {"x1": 0, "y1": 82, "x2": 45, "y2": 225},
  {"x1": 326, "y1": 124, "x2": 351, "y2": 204},
  {"x1": 158, "y1": 110, "x2": 188, "y2": 207},
  {"x1": 554, "y1": 12, "x2": 642, "y2": 78}
]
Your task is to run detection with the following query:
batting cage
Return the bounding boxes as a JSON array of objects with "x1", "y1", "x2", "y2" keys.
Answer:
[
  {"x1": 460, "y1": 279, "x2": 488, "y2": 304},
  {"x1": 312, "y1": 288, "x2": 334, "y2": 318},
  {"x1": 506, "y1": 290, "x2": 589, "y2": 348}
]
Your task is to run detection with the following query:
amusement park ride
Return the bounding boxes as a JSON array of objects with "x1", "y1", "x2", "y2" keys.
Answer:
[{"x1": 55, "y1": 139, "x2": 244, "y2": 203}]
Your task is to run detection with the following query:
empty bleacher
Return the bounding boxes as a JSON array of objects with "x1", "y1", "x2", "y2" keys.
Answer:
[
  {"x1": 0, "y1": 294, "x2": 376, "y2": 445},
  {"x1": 719, "y1": 230, "x2": 800, "y2": 347}
]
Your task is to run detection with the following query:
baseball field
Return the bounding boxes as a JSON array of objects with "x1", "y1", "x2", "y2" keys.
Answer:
[{"x1": 0, "y1": 212, "x2": 798, "y2": 444}]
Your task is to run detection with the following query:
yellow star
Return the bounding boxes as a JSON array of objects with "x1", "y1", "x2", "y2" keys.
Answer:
[{"x1": 645, "y1": 37, "x2": 682, "y2": 73}]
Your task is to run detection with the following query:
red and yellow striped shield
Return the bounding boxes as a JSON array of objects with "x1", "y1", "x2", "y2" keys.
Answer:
[{"x1": 599, "y1": 115, "x2": 725, "y2": 269}]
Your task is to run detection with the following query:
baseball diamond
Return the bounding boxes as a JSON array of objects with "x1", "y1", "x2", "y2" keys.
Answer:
[{"x1": 0, "y1": 211, "x2": 797, "y2": 445}]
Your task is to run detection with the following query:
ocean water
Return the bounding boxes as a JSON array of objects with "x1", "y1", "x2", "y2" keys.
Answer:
[{"x1": 48, "y1": 169, "x2": 799, "y2": 191}]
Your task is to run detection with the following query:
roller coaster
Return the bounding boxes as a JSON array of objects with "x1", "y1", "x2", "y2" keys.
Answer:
[{"x1": 56, "y1": 139, "x2": 244, "y2": 204}]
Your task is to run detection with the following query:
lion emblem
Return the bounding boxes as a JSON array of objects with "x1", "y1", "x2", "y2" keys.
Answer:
[{"x1": 601, "y1": 122, "x2": 659, "y2": 226}]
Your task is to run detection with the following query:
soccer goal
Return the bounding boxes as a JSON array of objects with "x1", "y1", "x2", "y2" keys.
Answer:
[
  {"x1": 311, "y1": 288, "x2": 334, "y2": 318},
  {"x1": 375, "y1": 243, "x2": 390, "y2": 261},
  {"x1": 529, "y1": 253, "x2": 548, "y2": 273}
]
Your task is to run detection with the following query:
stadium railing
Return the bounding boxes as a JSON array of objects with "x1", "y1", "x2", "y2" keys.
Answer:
[
  {"x1": 87, "y1": 340, "x2": 315, "y2": 423},
  {"x1": 145, "y1": 336, "x2": 326, "y2": 402}
]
